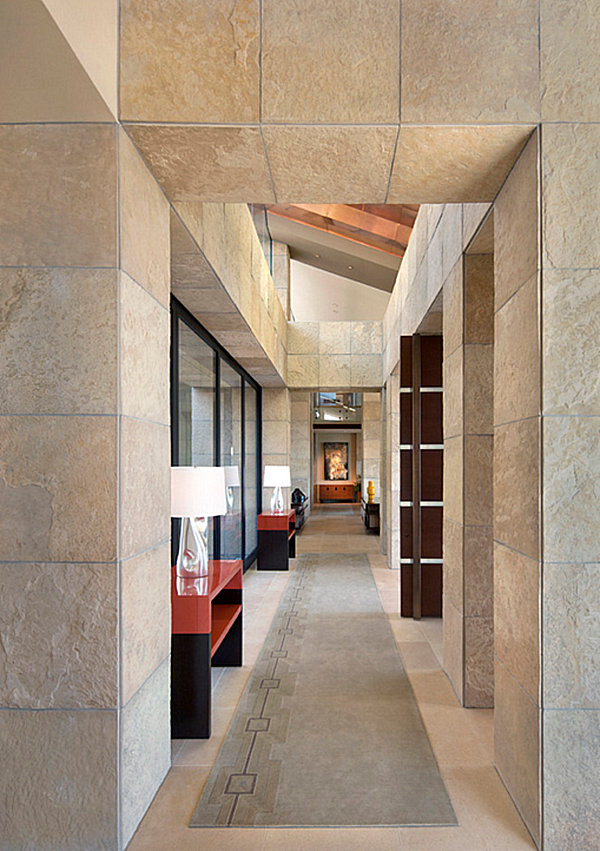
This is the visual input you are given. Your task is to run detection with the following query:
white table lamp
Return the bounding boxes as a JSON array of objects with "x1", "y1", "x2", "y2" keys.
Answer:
[
  {"x1": 264, "y1": 465, "x2": 291, "y2": 514},
  {"x1": 224, "y1": 465, "x2": 240, "y2": 509},
  {"x1": 171, "y1": 466, "x2": 227, "y2": 578}
]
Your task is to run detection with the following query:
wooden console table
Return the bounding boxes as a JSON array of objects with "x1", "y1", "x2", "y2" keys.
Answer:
[
  {"x1": 257, "y1": 510, "x2": 296, "y2": 570},
  {"x1": 319, "y1": 482, "x2": 355, "y2": 502},
  {"x1": 171, "y1": 559, "x2": 243, "y2": 739}
]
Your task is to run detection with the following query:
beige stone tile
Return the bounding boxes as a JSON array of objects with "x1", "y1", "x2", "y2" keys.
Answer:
[
  {"x1": 287, "y1": 354, "x2": 319, "y2": 387},
  {"x1": 494, "y1": 659, "x2": 541, "y2": 847},
  {"x1": 462, "y1": 203, "x2": 492, "y2": 249},
  {"x1": 464, "y1": 435, "x2": 493, "y2": 527},
  {"x1": 125, "y1": 125, "x2": 274, "y2": 203},
  {"x1": 443, "y1": 435, "x2": 463, "y2": 525},
  {"x1": 120, "y1": 0, "x2": 260, "y2": 122},
  {"x1": 350, "y1": 355, "x2": 383, "y2": 387},
  {"x1": 0, "y1": 563, "x2": 117, "y2": 709},
  {"x1": 119, "y1": 130, "x2": 170, "y2": 306},
  {"x1": 262, "y1": 0, "x2": 399, "y2": 123},
  {"x1": 319, "y1": 355, "x2": 352, "y2": 389},
  {"x1": 464, "y1": 254, "x2": 494, "y2": 344},
  {"x1": 464, "y1": 345, "x2": 493, "y2": 435},
  {"x1": 543, "y1": 708, "x2": 600, "y2": 851},
  {"x1": 439, "y1": 765, "x2": 537, "y2": 850},
  {"x1": 543, "y1": 416, "x2": 600, "y2": 563},
  {"x1": 121, "y1": 542, "x2": 171, "y2": 705},
  {"x1": 464, "y1": 616, "x2": 494, "y2": 708},
  {"x1": 0, "y1": 123, "x2": 117, "y2": 266},
  {"x1": 464, "y1": 526, "x2": 493, "y2": 619},
  {"x1": 543, "y1": 563, "x2": 600, "y2": 709},
  {"x1": 0, "y1": 267, "x2": 118, "y2": 415},
  {"x1": 494, "y1": 131, "x2": 539, "y2": 309},
  {"x1": 443, "y1": 518, "x2": 463, "y2": 612},
  {"x1": 0, "y1": 415, "x2": 117, "y2": 562},
  {"x1": 262, "y1": 388, "x2": 290, "y2": 421},
  {"x1": 442, "y1": 260, "x2": 463, "y2": 358},
  {"x1": 494, "y1": 274, "x2": 540, "y2": 426},
  {"x1": 319, "y1": 321, "x2": 351, "y2": 355},
  {"x1": 350, "y1": 321, "x2": 383, "y2": 355},
  {"x1": 263, "y1": 419, "x2": 290, "y2": 452},
  {"x1": 128, "y1": 766, "x2": 210, "y2": 850},
  {"x1": 119, "y1": 418, "x2": 170, "y2": 560},
  {"x1": 264, "y1": 827, "x2": 401, "y2": 850},
  {"x1": 288, "y1": 322, "x2": 319, "y2": 355},
  {"x1": 541, "y1": 1, "x2": 600, "y2": 122},
  {"x1": 397, "y1": 640, "x2": 440, "y2": 672},
  {"x1": 389, "y1": 125, "x2": 533, "y2": 203},
  {"x1": 442, "y1": 595, "x2": 464, "y2": 700},
  {"x1": 439, "y1": 205, "x2": 464, "y2": 287},
  {"x1": 120, "y1": 272, "x2": 170, "y2": 425},
  {"x1": 542, "y1": 123, "x2": 600, "y2": 269},
  {"x1": 0, "y1": 708, "x2": 117, "y2": 848},
  {"x1": 263, "y1": 125, "x2": 398, "y2": 204},
  {"x1": 401, "y1": 0, "x2": 539, "y2": 123},
  {"x1": 494, "y1": 418, "x2": 539, "y2": 560},
  {"x1": 121, "y1": 658, "x2": 170, "y2": 845},
  {"x1": 543, "y1": 269, "x2": 600, "y2": 416},
  {"x1": 443, "y1": 347, "x2": 463, "y2": 440}
]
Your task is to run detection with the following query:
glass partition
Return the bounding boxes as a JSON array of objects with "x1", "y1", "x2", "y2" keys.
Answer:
[
  {"x1": 244, "y1": 383, "x2": 259, "y2": 556},
  {"x1": 219, "y1": 360, "x2": 242, "y2": 559},
  {"x1": 171, "y1": 298, "x2": 261, "y2": 569}
]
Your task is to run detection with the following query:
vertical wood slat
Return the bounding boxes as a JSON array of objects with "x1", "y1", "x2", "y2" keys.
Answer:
[{"x1": 411, "y1": 334, "x2": 422, "y2": 620}]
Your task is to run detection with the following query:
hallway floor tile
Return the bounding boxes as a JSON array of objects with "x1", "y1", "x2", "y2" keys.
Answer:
[{"x1": 129, "y1": 505, "x2": 536, "y2": 851}]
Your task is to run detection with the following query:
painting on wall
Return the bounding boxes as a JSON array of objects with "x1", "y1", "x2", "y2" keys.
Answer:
[{"x1": 324, "y1": 442, "x2": 349, "y2": 481}]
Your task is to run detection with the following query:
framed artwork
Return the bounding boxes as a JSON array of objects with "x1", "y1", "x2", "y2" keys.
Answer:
[{"x1": 324, "y1": 442, "x2": 349, "y2": 481}]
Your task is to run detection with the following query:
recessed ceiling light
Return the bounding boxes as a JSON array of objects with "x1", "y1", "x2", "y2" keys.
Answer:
[
  {"x1": 314, "y1": 253, "x2": 320, "y2": 258},
  {"x1": 347, "y1": 265, "x2": 353, "y2": 270}
]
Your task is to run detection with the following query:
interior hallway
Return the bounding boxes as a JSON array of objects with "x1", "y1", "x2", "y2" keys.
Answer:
[{"x1": 130, "y1": 506, "x2": 535, "y2": 850}]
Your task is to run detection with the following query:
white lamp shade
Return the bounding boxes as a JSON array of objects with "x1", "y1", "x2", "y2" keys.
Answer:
[
  {"x1": 263, "y1": 465, "x2": 291, "y2": 488},
  {"x1": 225, "y1": 465, "x2": 240, "y2": 487},
  {"x1": 171, "y1": 466, "x2": 227, "y2": 518}
]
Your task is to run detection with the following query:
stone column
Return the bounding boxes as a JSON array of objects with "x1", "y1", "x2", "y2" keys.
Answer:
[
  {"x1": 493, "y1": 130, "x2": 541, "y2": 846},
  {"x1": 290, "y1": 390, "x2": 313, "y2": 517},
  {"x1": 538, "y1": 120, "x2": 600, "y2": 849},
  {"x1": 362, "y1": 391, "x2": 382, "y2": 503},
  {"x1": 262, "y1": 388, "x2": 291, "y2": 509},
  {"x1": 443, "y1": 249, "x2": 494, "y2": 708},
  {"x1": 272, "y1": 240, "x2": 291, "y2": 319},
  {"x1": 0, "y1": 125, "x2": 171, "y2": 849}
]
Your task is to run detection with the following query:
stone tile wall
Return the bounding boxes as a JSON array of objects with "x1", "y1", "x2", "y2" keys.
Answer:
[
  {"x1": 288, "y1": 320, "x2": 383, "y2": 389},
  {"x1": 0, "y1": 124, "x2": 171, "y2": 849},
  {"x1": 493, "y1": 131, "x2": 541, "y2": 846},
  {"x1": 443, "y1": 252, "x2": 494, "y2": 710}
]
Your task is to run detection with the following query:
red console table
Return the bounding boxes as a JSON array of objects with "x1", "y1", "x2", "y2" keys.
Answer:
[
  {"x1": 257, "y1": 510, "x2": 296, "y2": 570},
  {"x1": 171, "y1": 559, "x2": 242, "y2": 739}
]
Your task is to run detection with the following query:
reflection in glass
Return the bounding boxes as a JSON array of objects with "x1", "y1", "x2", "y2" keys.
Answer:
[
  {"x1": 244, "y1": 384, "x2": 258, "y2": 557},
  {"x1": 220, "y1": 361, "x2": 242, "y2": 559},
  {"x1": 177, "y1": 320, "x2": 216, "y2": 558}
]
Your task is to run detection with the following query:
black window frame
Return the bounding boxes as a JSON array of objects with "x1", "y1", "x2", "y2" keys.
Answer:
[{"x1": 170, "y1": 296, "x2": 262, "y2": 571}]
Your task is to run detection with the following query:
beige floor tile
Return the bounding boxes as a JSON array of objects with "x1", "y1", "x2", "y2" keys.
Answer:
[
  {"x1": 129, "y1": 504, "x2": 533, "y2": 851},
  {"x1": 264, "y1": 827, "x2": 402, "y2": 850}
]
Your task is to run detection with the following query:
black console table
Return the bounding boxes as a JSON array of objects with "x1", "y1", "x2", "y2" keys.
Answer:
[{"x1": 361, "y1": 499, "x2": 380, "y2": 534}]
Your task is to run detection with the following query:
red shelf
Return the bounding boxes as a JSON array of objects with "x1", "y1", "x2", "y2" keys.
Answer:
[
  {"x1": 211, "y1": 603, "x2": 242, "y2": 657},
  {"x1": 171, "y1": 560, "x2": 242, "y2": 634}
]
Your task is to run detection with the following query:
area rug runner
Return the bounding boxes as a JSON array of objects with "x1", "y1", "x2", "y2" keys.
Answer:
[{"x1": 190, "y1": 553, "x2": 457, "y2": 828}]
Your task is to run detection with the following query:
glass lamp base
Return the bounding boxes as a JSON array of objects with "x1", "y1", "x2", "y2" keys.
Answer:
[
  {"x1": 270, "y1": 486, "x2": 284, "y2": 513},
  {"x1": 176, "y1": 516, "x2": 209, "y2": 578}
]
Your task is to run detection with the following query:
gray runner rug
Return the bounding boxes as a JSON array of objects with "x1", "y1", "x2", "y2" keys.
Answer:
[{"x1": 190, "y1": 552, "x2": 457, "y2": 828}]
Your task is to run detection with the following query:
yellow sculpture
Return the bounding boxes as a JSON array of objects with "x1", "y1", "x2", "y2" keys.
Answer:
[{"x1": 367, "y1": 480, "x2": 376, "y2": 504}]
